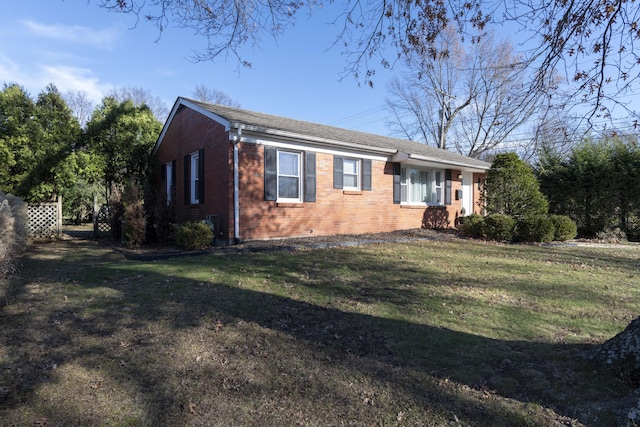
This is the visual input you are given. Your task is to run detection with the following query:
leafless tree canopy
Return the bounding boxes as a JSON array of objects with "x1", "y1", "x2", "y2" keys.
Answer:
[
  {"x1": 97, "y1": 0, "x2": 640, "y2": 120},
  {"x1": 386, "y1": 27, "x2": 549, "y2": 158},
  {"x1": 497, "y1": 0, "x2": 640, "y2": 121},
  {"x1": 107, "y1": 86, "x2": 169, "y2": 121},
  {"x1": 192, "y1": 84, "x2": 241, "y2": 107},
  {"x1": 63, "y1": 90, "x2": 95, "y2": 128}
]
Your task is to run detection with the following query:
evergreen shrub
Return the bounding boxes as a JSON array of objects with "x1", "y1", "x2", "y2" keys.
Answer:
[
  {"x1": 515, "y1": 215, "x2": 555, "y2": 243},
  {"x1": 550, "y1": 215, "x2": 577, "y2": 242},
  {"x1": 176, "y1": 222, "x2": 213, "y2": 250},
  {"x1": 461, "y1": 214, "x2": 485, "y2": 239},
  {"x1": 483, "y1": 214, "x2": 516, "y2": 241}
]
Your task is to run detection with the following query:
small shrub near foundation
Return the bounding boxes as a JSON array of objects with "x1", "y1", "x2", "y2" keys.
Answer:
[
  {"x1": 176, "y1": 222, "x2": 213, "y2": 251},
  {"x1": 483, "y1": 214, "x2": 516, "y2": 242},
  {"x1": 460, "y1": 214, "x2": 485, "y2": 239}
]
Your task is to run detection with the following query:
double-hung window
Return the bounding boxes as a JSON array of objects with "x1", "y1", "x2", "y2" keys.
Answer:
[
  {"x1": 342, "y1": 158, "x2": 360, "y2": 190},
  {"x1": 277, "y1": 150, "x2": 301, "y2": 201},
  {"x1": 264, "y1": 146, "x2": 315, "y2": 203},
  {"x1": 400, "y1": 166, "x2": 444, "y2": 205},
  {"x1": 333, "y1": 155, "x2": 372, "y2": 191},
  {"x1": 184, "y1": 148, "x2": 204, "y2": 205}
]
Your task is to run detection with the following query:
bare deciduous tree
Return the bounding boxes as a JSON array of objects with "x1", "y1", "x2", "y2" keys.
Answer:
[
  {"x1": 386, "y1": 27, "x2": 548, "y2": 158},
  {"x1": 386, "y1": 26, "x2": 472, "y2": 151},
  {"x1": 62, "y1": 90, "x2": 94, "y2": 128},
  {"x1": 93, "y1": 0, "x2": 640, "y2": 121},
  {"x1": 192, "y1": 84, "x2": 241, "y2": 107},
  {"x1": 107, "y1": 86, "x2": 169, "y2": 121}
]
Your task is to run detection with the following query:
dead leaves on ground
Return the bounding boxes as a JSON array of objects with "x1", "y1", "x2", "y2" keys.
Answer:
[
  {"x1": 32, "y1": 417, "x2": 50, "y2": 427},
  {"x1": 180, "y1": 401, "x2": 197, "y2": 414}
]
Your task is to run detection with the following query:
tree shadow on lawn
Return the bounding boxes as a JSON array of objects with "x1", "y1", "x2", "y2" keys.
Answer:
[{"x1": 1, "y1": 241, "x2": 631, "y2": 426}]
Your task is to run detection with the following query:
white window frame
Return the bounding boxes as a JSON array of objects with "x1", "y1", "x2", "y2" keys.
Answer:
[
  {"x1": 190, "y1": 151, "x2": 200, "y2": 204},
  {"x1": 165, "y1": 161, "x2": 173, "y2": 205},
  {"x1": 400, "y1": 166, "x2": 445, "y2": 205},
  {"x1": 342, "y1": 158, "x2": 361, "y2": 190},
  {"x1": 277, "y1": 150, "x2": 302, "y2": 202}
]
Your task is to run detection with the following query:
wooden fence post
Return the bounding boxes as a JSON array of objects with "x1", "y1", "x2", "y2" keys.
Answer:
[
  {"x1": 57, "y1": 196, "x2": 62, "y2": 237},
  {"x1": 93, "y1": 195, "x2": 98, "y2": 238}
]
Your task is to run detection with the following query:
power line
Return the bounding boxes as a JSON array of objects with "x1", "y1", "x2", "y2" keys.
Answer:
[{"x1": 328, "y1": 106, "x2": 386, "y2": 127}]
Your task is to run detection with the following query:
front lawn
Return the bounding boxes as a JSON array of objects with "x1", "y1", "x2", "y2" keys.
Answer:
[{"x1": 1, "y1": 237, "x2": 638, "y2": 426}]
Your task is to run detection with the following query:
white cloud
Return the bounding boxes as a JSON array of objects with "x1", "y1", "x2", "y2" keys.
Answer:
[
  {"x1": 1, "y1": 53, "x2": 112, "y2": 102},
  {"x1": 0, "y1": 53, "x2": 22, "y2": 85},
  {"x1": 40, "y1": 65, "x2": 112, "y2": 102},
  {"x1": 22, "y1": 20, "x2": 120, "y2": 48}
]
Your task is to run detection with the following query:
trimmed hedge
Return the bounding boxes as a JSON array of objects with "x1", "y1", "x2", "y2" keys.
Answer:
[
  {"x1": 514, "y1": 215, "x2": 555, "y2": 243},
  {"x1": 483, "y1": 214, "x2": 516, "y2": 242},
  {"x1": 461, "y1": 214, "x2": 486, "y2": 239},
  {"x1": 176, "y1": 222, "x2": 214, "y2": 250},
  {"x1": 462, "y1": 213, "x2": 578, "y2": 243}
]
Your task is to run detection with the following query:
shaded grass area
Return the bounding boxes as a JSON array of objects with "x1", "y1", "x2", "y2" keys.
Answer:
[{"x1": 1, "y1": 237, "x2": 639, "y2": 426}]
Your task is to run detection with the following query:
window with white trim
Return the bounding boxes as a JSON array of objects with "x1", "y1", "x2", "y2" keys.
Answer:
[
  {"x1": 342, "y1": 158, "x2": 360, "y2": 190},
  {"x1": 333, "y1": 156, "x2": 372, "y2": 191},
  {"x1": 190, "y1": 151, "x2": 200, "y2": 204},
  {"x1": 277, "y1": 150, "x2": 301, "y2": 202},
  {"x1": 400, "y1": 166, "x2": 444, "y2": 205}
]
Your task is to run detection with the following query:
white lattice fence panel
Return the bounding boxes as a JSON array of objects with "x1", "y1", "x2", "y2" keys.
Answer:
[{"x1": 27, "y1": 198, "x2": 61, "y2": 240}]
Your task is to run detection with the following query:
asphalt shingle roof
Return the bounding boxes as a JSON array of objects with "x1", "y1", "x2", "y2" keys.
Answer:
[{"x1": 181, "y1": 97, "x2": 491, "y2": 170}]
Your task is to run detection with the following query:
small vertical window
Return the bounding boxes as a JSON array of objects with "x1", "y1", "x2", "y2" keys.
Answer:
[
  {"x1": 190, "y1": 151, "x2": 200, "y2": 204},
  {"x1": 400, "y1": 167, "x2": 407, "y2": 202},
  {"x1": 278, "y1": 151, "x2": 301, "y2": 201},
  {"x1": 434, "y1": 171, "x2": 443, "y2": 204},
  {"x1": 165, "y1": 161, "x2": 173, "y2": 204}
]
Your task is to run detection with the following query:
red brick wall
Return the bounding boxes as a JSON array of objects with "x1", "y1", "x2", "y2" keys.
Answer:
[
  {"x1": 473, "y1": 172, "x2": 486, "y2": 216},
  {"x1": 236, "y1": 145, "x2": 485, "y2": 241},
  {"x1": 154, "y1": 108, "x2": 232, "y2": 238},
  {"x1": 155, "y1": 108, "x2": 486, "y2": 242}
]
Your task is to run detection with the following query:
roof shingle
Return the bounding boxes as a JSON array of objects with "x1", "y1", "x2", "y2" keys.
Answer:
[{"x1": 181, "y1": 97, "x2": 491, "y2": 170}]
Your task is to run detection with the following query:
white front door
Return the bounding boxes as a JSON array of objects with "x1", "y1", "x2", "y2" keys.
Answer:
[{"x1": 462, "y1": 172, "x2": 473, "y2": 215}]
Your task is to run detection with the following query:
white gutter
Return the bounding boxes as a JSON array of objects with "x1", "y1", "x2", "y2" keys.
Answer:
[
  {"x1": 229, "y1": 123, "x2": 398, "y2": 156},
  {"x1": 392, "y1": 151, "x2": 491, "y2": 172},
  {"x1": 233, "y1": 127, "x2": 241, "y2": 243}
]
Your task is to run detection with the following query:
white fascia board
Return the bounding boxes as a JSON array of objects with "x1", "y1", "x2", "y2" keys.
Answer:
[
  {"x1": 230, "y1": 123, "x2": 397, "y2": 156},
  {"x1": 152, "y1": 97, "x2": 232, "y2": 156},
  {"x1": 237, "y1": 132, "x2": 390, "y2": 162},
  {"x1": 404, "y1": 152, "x2": 490, "y2": 172}
]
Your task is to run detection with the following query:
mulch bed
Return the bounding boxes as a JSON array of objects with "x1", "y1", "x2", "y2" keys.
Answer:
[{"x1": 113, "y1": 228, "x2": 463, "y2": 260}]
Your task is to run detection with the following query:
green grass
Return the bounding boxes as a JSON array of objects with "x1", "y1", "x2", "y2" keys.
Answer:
[{"x1": 1, "y1": 237, "x2": 638, "y2": 426}]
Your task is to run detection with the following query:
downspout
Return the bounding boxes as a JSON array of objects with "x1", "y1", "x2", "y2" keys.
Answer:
[{"x1": 233, "y1": 127, "x2": 241, "y2": 244}]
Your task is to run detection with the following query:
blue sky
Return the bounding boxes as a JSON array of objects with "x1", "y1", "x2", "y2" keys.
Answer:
[
  {"x1": 2, "y1": 1, "x2": 639, "y2": 139},
  {"x1": 0, "y1": 1, "x2": 395, "y2": 135}
]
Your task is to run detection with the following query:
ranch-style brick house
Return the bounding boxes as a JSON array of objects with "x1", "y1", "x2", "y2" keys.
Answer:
[{"x1": 152, "y1": 97, "x2": 491, "y2": 244}]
